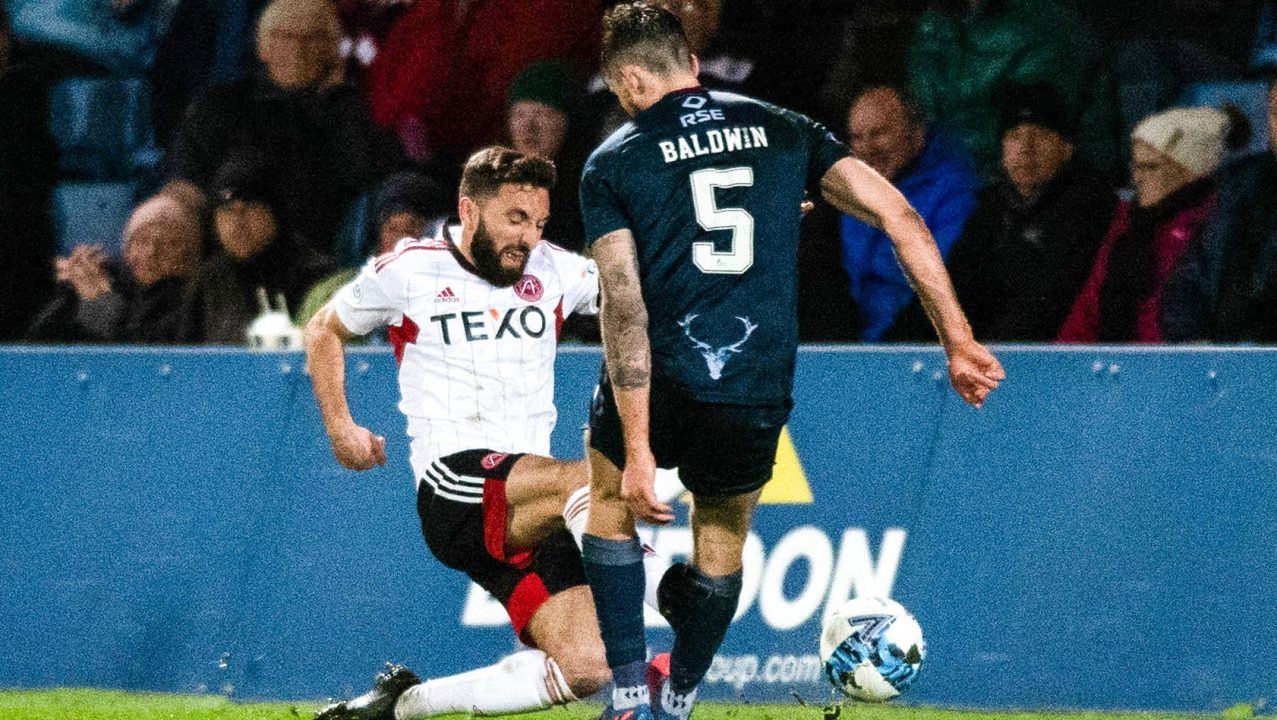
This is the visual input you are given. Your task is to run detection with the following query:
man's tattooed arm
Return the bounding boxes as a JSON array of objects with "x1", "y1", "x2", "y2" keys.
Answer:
[
  {"x1": 594, "y1": 229, "x2": 650, "y2": 389},
  {"x1": 592, "y1": 228, "x2": 653, "y2": 458}
]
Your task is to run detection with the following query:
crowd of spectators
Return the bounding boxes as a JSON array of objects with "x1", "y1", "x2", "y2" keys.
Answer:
[{"x1": 2, "y1": 0, "x2": 1275, "y2": 346}]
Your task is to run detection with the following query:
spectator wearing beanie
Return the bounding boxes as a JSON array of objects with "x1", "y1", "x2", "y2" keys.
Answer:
[
  {"x1": 937, "y1": 83, "x2": 1118, "y2": 341},
  {"x1": 1058, "y1": 107, "x2": 1230, "y2": 343},
  {"x1": 183, "y1": 156, "x2": 334, "y2": 344},
  {"x1": 506, "y1": 60, "x2": 586, "y2": 251},
  {"x1": 909, "y1": 0, "x2": 1121, "y2": 180}
]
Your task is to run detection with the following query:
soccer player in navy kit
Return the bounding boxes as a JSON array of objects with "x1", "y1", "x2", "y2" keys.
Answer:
[{"x1": 577, "y1": 5, "x2": 1006, "y2": 720}]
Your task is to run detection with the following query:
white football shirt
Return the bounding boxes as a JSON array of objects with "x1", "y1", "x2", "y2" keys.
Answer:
[{"x1": 332, "y1": 225, "x2": 599, "y2": 490}]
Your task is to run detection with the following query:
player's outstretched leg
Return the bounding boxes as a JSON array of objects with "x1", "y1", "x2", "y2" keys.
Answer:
[
  {"x1": 655, "y1": 491, "x2": 758, "y2": 720},
  {"x1": 316, "y1": 650, "x2": 576, "y2": 720},
  {"x1": 334, "y1": 587, "x2": 609, "y2": 719},
  {"x1": 582, "y1": 449, "x2": 653, "y2": 719},
  {"x1": 391, "y1": 648, "x2": 577, "y2": 718}
]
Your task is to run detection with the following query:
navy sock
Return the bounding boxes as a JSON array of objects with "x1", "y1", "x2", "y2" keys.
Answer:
[
  {"x1": 581, "y1": 534, "x2": 648, "y2": 677},
  {"x1": 666, "y1": 565, "x2": 743, "y2": 695}
]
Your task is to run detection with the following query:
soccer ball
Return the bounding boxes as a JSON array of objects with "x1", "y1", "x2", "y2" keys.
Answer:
[{"x1": 819, "y1": 596, "x2": 925, "y2": 702}]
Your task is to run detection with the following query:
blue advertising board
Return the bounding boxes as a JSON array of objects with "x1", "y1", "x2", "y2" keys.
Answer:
[{"x1": 0, "y1": 346, "x2": 1274, "y2": 712}]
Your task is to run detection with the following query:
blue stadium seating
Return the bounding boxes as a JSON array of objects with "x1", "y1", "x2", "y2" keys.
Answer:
[
  {"x1": 1179, "y1": 80, "x2": 1271, "y2": 154},
  {"x1": 48, "y1": 77, "x2": 159, "y2": 181},
  {"x1": 52, "y1": 181, "x2": 138, "y2": 256}
]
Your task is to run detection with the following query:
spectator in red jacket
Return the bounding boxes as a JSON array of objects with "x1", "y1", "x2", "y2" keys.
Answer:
[
  {"x1": 367, "y1": 0, "x2": 600, "y2": 168},
  {"x1": 1058, "y1": 107, "x2": 1235, "y2": 342}
]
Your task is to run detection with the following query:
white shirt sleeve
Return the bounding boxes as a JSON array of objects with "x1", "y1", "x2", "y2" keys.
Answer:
[
  {"x1": 331, "y1": 256, "x2": 407, "y2": 335},
  {"x1": 563, "y1": 257, "x2": 600, "y2": 317}
]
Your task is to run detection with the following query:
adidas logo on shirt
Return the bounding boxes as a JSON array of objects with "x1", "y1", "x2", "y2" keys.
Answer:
[{"x1": 435, "y1": 287, "x2": 460, "y2": 303}]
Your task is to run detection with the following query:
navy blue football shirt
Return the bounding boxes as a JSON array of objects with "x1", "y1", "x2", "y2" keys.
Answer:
[{"x1": 580, "y1": 88, "x2": 848, "y2": 404}]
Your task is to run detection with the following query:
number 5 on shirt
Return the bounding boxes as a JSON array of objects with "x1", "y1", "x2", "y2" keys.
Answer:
[{"x1": 690, "y1": 166, "x2": 754, "y2": 275}]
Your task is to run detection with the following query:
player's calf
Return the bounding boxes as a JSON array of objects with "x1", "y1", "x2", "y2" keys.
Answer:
[
  {"x1": 656, "y1": 491, "x2": 755, "y2": 719},
  {"x1": 551, "y1": 638, "x2": 611, "y2": 699},
  {"x1": 525, "y1": 585, "x2": 613, "y2": 699}
]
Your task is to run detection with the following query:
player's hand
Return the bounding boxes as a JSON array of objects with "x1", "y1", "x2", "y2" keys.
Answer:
[
  {"x1": 945, "y1": 339, "x2": 1005, "y2": 408},
  {"x1": 328, "y1": 422, "x2": 387, "y2": 471},
  {"x1": 621, "y1": 449, "x2": 673, "y2": 525}
]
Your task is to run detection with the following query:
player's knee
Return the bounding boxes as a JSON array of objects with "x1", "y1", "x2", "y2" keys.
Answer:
[
  {"x1": 589, "y1": 481, "x2": 624, "y2": 506},
  {"x1": 555, "y1": 461, "x2": 590, "y2": 505},
  {"x1": 563, "y1": 459, "x2": 589, "y2": 491}
]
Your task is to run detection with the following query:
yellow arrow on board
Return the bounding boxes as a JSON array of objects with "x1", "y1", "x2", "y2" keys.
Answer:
[{"x1": 759, "y1": 426, "x2": 813, "y2": 504}]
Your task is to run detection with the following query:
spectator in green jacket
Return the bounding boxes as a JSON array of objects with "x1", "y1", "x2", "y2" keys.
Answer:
[{"x1": 909, "y1": 0, "x2": 1121, "y2": 180}]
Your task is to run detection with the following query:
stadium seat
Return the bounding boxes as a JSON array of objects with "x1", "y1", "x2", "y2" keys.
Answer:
[
  {"x1": 1179, "y1": 81, "x2": 1271, "y2": 154},
  {"x1": 1252, "y1": 2, "x2": 1277, "y2": 74},
  {"x1": 52, "y1": 182, "x2": 138, "y2": 256},
  {"x1": 6, "y1": 0, "x2": 156, "y2": 74},
  {"x1": 48, "y1": 77, "x2": 159, "y2": 181}
]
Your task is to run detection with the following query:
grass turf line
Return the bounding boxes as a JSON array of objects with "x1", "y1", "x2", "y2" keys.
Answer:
[{"x1": 0, "y1": 689, "x2": 1226, "y2": 720}]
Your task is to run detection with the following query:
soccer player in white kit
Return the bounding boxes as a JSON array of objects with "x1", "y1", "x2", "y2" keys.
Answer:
[{"x1": 306, "y1": 148, "x2": 615, "y2": 720}]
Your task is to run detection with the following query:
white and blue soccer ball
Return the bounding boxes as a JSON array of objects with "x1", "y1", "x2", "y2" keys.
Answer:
[{"x1": 819, "y1": 596, "x2": 926, "y2": 702}]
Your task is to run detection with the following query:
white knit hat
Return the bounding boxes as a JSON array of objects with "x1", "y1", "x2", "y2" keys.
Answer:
[{"x1": 1131, "y1": 107, "x2": 1231, "y2": 178}]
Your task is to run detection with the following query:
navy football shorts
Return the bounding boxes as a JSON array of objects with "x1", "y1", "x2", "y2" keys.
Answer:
[
  {"x1": 588, "y1": 373, "x2": 792, "y2": 497},
  {"x1": 416, "y1": 449, "x2": 587, "y2": 644}
]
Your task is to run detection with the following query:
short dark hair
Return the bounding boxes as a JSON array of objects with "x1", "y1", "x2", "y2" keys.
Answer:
[
  {"x1": 459, "y1": 146, "x2": 557, "y2": 200},
  {"x1": 601, "y1": 2, "x2": 693, "y2": 77},
  {"x1": 849, "y1": 83, "x2": 925, "y2": 129}
]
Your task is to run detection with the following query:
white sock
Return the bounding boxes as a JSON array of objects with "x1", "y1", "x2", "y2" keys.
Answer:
[
  {"x1": 660, "y1": 681, "x2": 697, "y2": 720},
  {"x1": 393, "y1": 649, "x2": 575, "y2": 719},
  {"x1": 612, "y1": 683, "x2": 650, "y2": 711},
  {"x1": 563, "y1": 486, "x2": 665, "y2": 610}
]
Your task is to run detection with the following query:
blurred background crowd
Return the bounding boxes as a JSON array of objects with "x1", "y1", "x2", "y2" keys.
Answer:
[{"x1": 1, "y1": 0, "x2": 1275, "y2": 346}]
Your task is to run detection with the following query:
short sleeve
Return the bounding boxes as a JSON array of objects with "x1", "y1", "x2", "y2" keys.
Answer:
[
  {"x1": 564, "y1": 257, "x2": 600, "y2": 317},
  {"x1": 795, "y1": 112, "x2": 849, "y2": 190},
  {"x1": 579, "y1": 154, "x2": 630, "y2": 246},
  {"x1": 331, "y1": 256, "x2": 406, "y2": 335}
]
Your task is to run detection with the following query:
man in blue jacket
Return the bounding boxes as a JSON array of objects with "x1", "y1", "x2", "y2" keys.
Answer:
[{"x1": 840, "y1": 83, "x2": 979, "y2": 341}]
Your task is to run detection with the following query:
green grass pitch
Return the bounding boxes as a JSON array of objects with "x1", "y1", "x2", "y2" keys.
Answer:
[{"x1": 0, "y1": 689, "x2": 1249, "y2": 720}]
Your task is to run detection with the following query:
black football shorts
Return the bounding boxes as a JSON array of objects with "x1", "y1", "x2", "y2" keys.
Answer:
[
  {"x1": 588, "y1": 374, "x2": 792, "y2": 497},
  {"x1": 415, "y1": 449, "x2": 587, "y2": 643}
]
